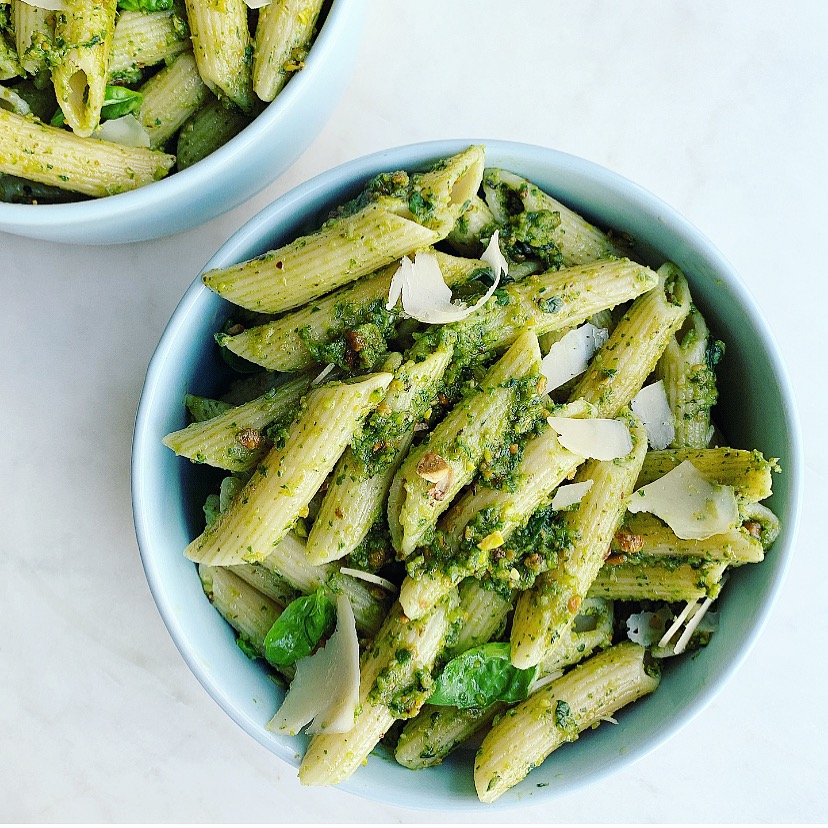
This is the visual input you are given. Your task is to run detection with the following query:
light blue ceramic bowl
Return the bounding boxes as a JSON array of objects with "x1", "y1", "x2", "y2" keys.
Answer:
[
  {"x1": 0, "y1": 0, "x2": 364, "y2": 245},
  {"x1": 132, "y1": 140, "x2": 803, "y2": 809}
]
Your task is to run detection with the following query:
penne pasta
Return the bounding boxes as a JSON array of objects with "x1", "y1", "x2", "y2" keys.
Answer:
[
  {"x1": 184, "y1": 373, "x2": 393, "y2": 566},
  {"x1": 52, "y1": 0, "x2": 118, "y2": 137},
  {"x1": 0, "y1": 107, "x2": 175, "y2": 196},
  {"x1": 162, "y1": 146, "x2": 782, "y2": 802},
  {"x1": 184, "y1": 0, "x2": 253, "y2": 112}
]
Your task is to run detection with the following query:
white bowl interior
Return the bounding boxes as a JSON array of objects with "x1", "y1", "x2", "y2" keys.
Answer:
[{"x1": 132, "y1": 139, "x2": 802, "y2": 809}]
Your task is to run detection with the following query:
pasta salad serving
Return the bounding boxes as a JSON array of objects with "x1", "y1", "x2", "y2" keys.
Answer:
[
  {"x1": 0, "y1": 0, "x2": 327, "y2": 202},
  {"x1": 162, "y1": 145, "x2": 781, "y2": 803}
]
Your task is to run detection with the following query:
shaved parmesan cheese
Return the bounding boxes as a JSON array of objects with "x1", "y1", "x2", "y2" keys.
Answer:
[
  {"x1": 267, "y1": 594, "x2": 359, "y2": 736},
  {"x1": 657, "y1": 599, "x2": 698, "y2": 648},
  {"x1": 540, "y1": 323, "x2": 609, "y2": 391},
  {"x1": 627, "y1": 460, "x2": 739, "y2": 540},
  {"x1": 480, "y1": 229, "x2": 509, "y2": 279},
  {"x1": 21, "y1": 0, "x2": 67, "y2": 9},
  {"x1": 0, "y1": 86, "x2": 31, "y2": 116},
  {"x1": 244, "y1": 0, "x2": 272, "y2": 7},
  {"x1": 631, "y1": 380, "x2": 675, "y2": 450},
  {"x1": 546, "y1": 417, "x2": 632, "y2": 460},
  {"x1": 311, "y1": 363, "x2": 335, "y2": 385},
  {"x1": 95, "y1": 115, "x2": 151, "y2": 149},
  {"x1": 339, "y1": 567, "x2": 398, "y2": 593},
  {"x1": 386, "y1": 251, "x2": 500, "y2": 324},
  {"x1": 673, "y1": 596, "x2": 714, "y2": 655},
  {"x1": 550, "y1": 480, "x2": 594, "y2": 510}
]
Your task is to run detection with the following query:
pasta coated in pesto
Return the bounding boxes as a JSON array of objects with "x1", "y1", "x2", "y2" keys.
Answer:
[
  {"x1": 163, "y1": 146, "x2": 782, "y2": 802},
  {"x1": 0, "y1": 0, "x2": 330, "y2": 202}
]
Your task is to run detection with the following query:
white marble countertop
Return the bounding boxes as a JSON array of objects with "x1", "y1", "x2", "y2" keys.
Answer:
[{"x1": 3, "y1": 0, "x2": 825, "y2": 822}]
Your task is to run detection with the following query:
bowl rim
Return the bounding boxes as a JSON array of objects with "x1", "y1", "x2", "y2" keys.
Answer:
[
  {"x1": 132, "y1": 138, "x2": 804, "y2": 810},
  {"x1": 0, "y1": 0, "x2": 354, "y2": 228}
]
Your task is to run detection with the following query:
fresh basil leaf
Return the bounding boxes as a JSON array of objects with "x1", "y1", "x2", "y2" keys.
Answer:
[
  {"x1": 264, "y1": 588, "x2": 335, "y2": 667},
  {"x1": 50, "y1": 86, "x2": 143, "y2": 129},
  {"x1": 428, "y1": 642, "x2": 539, "y2": 708},
  {"x1": 101, "y1": 85, "x2": 143, "y2": 120}
]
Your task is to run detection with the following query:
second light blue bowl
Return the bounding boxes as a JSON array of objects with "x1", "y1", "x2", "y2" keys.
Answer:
[{"x1": 0, "y1": 0, "x2": 365, "y2": 244}]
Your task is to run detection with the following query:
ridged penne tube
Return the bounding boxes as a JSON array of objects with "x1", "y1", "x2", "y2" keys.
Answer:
[
  {"x1": 474, "y1": 642, "x2": 660, "y2": 802},
  {"x1": 391, "y1": 330, "x2": 542, "y2": 558},
  {"x1": 401, "y1": 567, "x2": 513, "y2": 639},
  {"x1": 109, "y1": 8, "x2": 190, "y2": 84},
  {"x1": 589, "y1": 558, "x2": 728, "y2": 602},
  {"x1": 162, "y1": 374, "x2": 311, "y2": 472},
  {"x1": 656, "y1": 307, "x2": 719, "y2": 448},
  {"x1": 741, "y1": 501, "x2": 781, "y2": 550},
  {"x1": 52, "y1": 0, "x2": 118, "y2": 137},
  {"x1": 184, "y1": 373, "x2": 393, "y2": 566},
  {"x1": 0, "y1": 38, "x2": 20, "y2": 83},
  {"x1": 11, "y1": 1, "x2": 52, "y2": 81},
  {"x1": 176, "y1": 96, "x2": 250, "y2": 170},
  {"x1": 222, "y1": 251, "x2": 483, "y2": 372},
  {"x1": 250, "y1": 532, "x2": 387, "y2": 636},
  {"x1": 614, "y1": 512, "x2": 764, "y2": 565},
  {"x1": 184, "y1": 0, "x2": 253, "y2": 112},
  {"x1": 299, "y1": 594, "x2": 457, "y2": 786},
  {"x1": 430, "y1": 258, "x2": 658, "y2": 363},
  {"x1": 637, "y1": 447, "x2": 776, "y2": 503},
  {"x1": 202, "y1": 147, "x2": 485, "y2": 314},
  {"x1": 198, "y1": 564, "x2": 283, "y2": 656},
  {"x1": 444, "y1": 409, "x2": 590, "y2": 547},
  {"x1": 395, "y1": 702, "x2": 504, "y2": 770},
  {"x1": 306, "y1": 347, "x2": 453, "y2": 565},
  {"x1": 483, "y1": 168, "x2": 624, "y2": 266},
  {"x1": 399, "y1": 405, "x2": 589, "y2": 620},
  {"x1": 570, "y1": 263, "x2": 692, "y2": 417},
  {"x1": 201, "y1": 471, "x2": 341, "y2": 614},
  {"x1": 413, "y1": 145, "x2": 486, "y2": 235},
  {"x1": 227, "y1": 562, "x2": 300, "y2": 607},
  {"x1": 0, "y1": 108, "x2": 175, "y2": 196},
  {"x1": 446, "y1": 578, "x2": 512, "y2": 658},
  {"x1": 446, "y1": 194, "x2": 495, "y2": 256},
  {"x1": 538, "y1": 597, "x2": 614, "y2": 675},
  {"x1": 305, "y1": 451, "x2": 405, "y2": 566},
  {"x1": 204, "y1": 201, "x2": 442, "y2": 314},
  {"x1": 398, "y1": 571, "x2": 456, "y2": 622},
  {"x1": 253, "y1": 0, "x2": 324, "y2": 102},
  {"x1": 510, "y1": 414, "x2": 648, "y2": 669},
  {"x1": 395, "y1": 597, "x2": 614, "y2": 771},
  {"x1": 137, "y1": 50, "x2": 209, "y2": 149}
]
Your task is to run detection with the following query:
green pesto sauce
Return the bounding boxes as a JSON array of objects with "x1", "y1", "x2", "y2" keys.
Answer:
[
  {"x1": 345, "y1": 520, "x2": 394, "y2": 573},
  {"x1": 329, "y1": 157, "x2": 446, "y2": 226},
  {"x1": 369, "y1": 653, "x2": 434, "y2": 719},
  {"x1": 498, "y1": 210, "x2": 564, "y2": 271},
  {"x1": 477, "y1": 374, "x2": 549, "y2": 491},
  {"x1": 298, "y1": 298, "x2": 397, "y2": 371},
  {"x1": 331, "y1": 170, "x2": 413, "y2": 219},
  {"x1": 409, "y1": 502, "x2": 572, "y2": 596}
]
